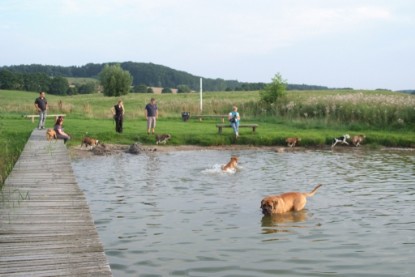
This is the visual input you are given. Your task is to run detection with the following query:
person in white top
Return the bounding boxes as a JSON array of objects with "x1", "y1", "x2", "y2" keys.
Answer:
[{"x1": 228, "y1": 105, "x2": 240, "y2": 138}]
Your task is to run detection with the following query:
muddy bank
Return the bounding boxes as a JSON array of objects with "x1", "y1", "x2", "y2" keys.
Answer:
[
  {"x1": 69, "y1": 143, "x2": 414, "y2": 159},
  {"x1": 69, "y1": 144, "x2": 280, "y2": 159}
]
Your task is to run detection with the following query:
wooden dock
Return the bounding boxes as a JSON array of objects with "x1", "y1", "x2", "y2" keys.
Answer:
[{"x1": 0, "y1": 129, "x2": 112, "y2": 276}]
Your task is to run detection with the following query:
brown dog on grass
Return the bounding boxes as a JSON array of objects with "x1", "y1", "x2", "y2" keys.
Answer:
[
  {"x1": 352, "y1": 135, "x2": 365, "y2": 147},
  {"x1": 46, "y1": 128, "x2": 57, "y2": 141},
  {"x1": 261, "y1": 184, "x2": 322, "y2": 215},
  {"x1": 285, "y1": 137, "x2": 301, "y2": 147},
  {"x1": 221, "y1": 156, "x2": 238, "y2": 171},
  {"x1": 81, "y1": 136, "x2": 99, "y2": 149}
]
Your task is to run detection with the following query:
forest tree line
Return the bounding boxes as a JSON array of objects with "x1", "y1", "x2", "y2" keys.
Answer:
[{"x1": 0, "y1": 61, "x2": 330, "y2": 95}]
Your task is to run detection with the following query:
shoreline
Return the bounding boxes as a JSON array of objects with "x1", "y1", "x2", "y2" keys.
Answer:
[{"x1": 68, "y1": 143, "x2": 414, "y2": 159}]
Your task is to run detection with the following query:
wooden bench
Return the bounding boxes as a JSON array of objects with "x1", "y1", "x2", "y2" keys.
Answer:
[
  {"x1": 216, "y1": 123, "x2": 259, "y2": 134},
  {"x1": 24, "y1": 114, "x2": 66, "y2": 123},
  {"x1": 194, "y1": 115, "x2": 228, "y2": 123}
]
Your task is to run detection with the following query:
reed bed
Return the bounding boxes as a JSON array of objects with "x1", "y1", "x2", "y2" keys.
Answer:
[{"x1": 1, "y1": 90, "x2": 414, "y2": 129}]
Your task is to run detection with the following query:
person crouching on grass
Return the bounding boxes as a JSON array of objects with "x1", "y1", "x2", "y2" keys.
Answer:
[{"x1": 228, "y1": 105, "x2": 240, "y2": 138}]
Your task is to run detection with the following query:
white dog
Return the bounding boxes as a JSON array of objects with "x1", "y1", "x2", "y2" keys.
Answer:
[{"x1": 331, "y1": 134, "x2": 350, "y2": 148}]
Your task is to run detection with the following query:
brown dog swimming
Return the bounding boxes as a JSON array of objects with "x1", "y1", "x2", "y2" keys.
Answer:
[
  {"x1": 221, "y1": 156, "x2": 238, "y2": 172},
  {"x1": 46, "y1": 128, "x2": 57, "y2": 141},
  {"x1": 261, "y1": 184, "x2": 322, "y2": 215},
  {"x1": 81, "y1": 136, "x2": 99, "y2": 149}
]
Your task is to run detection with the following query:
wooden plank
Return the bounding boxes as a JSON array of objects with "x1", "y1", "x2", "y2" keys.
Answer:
[
  {"x1": 216, "y1": 123, "x2": 259, "y2": 134},
  {"x1": 23, "y1": 114, "x2": 66, "y2": 123},
  {"x1": 0, "y1": 129, "x2": 112, "y2": 276},
  {"x1": 193, "y1": 114, "x2": 227, "y2": 122}
]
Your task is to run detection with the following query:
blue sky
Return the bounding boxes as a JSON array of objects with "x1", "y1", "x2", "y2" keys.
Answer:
[{"x1": 1, "y1": 0, "x2": 414, "y2": 90}]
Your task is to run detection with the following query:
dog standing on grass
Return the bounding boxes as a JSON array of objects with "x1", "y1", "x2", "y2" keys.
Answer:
[
  {"x1": 81, "y1": 136, "x2": 99, "y2": 149},
  {"x1": 156, "y1": 134, "x2": 171, "y2": 145},
  {"x1": 331, "y1": 134, "x2": 350, "y2": 148},
  {"x1": 352, "y1": 135, "x2": 366, "y2": 147},
  {"x1": 261, "y1": 184, "x2": 322, "y2": 215},
  {"x1": 286, "y1": 137, "x2": 301, "y2": 147}
]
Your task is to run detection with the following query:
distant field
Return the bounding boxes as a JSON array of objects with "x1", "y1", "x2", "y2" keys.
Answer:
[{"x1": 66, "y1": 77, "x2": 99, "y2": 85}]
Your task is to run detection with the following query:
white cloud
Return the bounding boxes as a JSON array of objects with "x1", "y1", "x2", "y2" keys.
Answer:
[{"x1": 0, "y1": 0, "x2": 414, "y2": 89}]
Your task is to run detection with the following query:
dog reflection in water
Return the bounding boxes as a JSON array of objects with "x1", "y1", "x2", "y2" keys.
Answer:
[{"x1": 261, "y1": 210, "x2": 308, "y2": 234}]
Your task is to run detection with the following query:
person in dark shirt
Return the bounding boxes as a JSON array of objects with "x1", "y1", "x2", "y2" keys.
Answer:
[
  {"x1": 34, "y1": 91, "x2": 48, "y2": 129},
  {"x1": 144, "y1": 98, "x2": 158, "y2": 134},
  {"x1": 111, "y1": 99, "x2": 125, "y2": 133}
]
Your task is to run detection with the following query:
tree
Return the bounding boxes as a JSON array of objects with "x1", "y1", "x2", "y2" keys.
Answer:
[
  {"x1": 133, "y1": 84, "x2": 148, "y2": 93},
  {"x1": 77, "y1": 81, "x2": 97, "y2": 94},
  {"x1": 260, "y1": 73, "x2": 287, "y2": 105},
  {"x1": 162, "y1": 87, "x2": 172, "y2": 93},
  {"x1": 0, "y1": 69, "x2": 21, "y2": 90},
  {"x1": 177, "y1": 84, "x2": 191, "y2": 93},
  {"x1": 99, "y1": 64, "x2": 133, "y2": 96},
  {"x1": 49, "y1": 76, "x2": 69, "y2": 95}
]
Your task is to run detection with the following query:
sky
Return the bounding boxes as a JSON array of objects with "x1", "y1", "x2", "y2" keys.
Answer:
[{"x1": 1, "y1": 0, "x2": 414, "y2": 90}]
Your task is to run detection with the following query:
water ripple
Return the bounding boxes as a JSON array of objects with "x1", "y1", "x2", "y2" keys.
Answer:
[{"x1": 72, "y1": 149, "x2": 415, "y2": 276}]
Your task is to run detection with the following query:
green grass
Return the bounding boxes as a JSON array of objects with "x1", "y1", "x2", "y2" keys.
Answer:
[
  {"x1": 1, "y1": 89, "x2": 414, "y2": 186},
  {"x1": 0, "y1": 118, "x2": 33, "y2": 185}
]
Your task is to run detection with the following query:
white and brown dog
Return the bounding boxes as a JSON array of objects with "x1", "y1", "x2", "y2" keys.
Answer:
[
  {"x1": 331, "y1": 134, "x2": 350, "y2": 148},
  {"x1": 46, "y1": 128, "x2": 57, "y2": 141},
  {"x1": 156, "y1": 134, "x2": 171, "y2": 145},
  {"x1": 261, "y1": 184, "x2": 322, "y2": 215},
  {"x1": 81, "y1": 136, "x2": 99, "y2": 149},
  {"x1": 286, "y1": 137, "x2": 301, "y2": 147},
  {"x1": 221, "y1": 156, "x2": 238, "y2": 172},
  {"x1": 352, "y1": 135, "x2": 365, "y2": 147}
]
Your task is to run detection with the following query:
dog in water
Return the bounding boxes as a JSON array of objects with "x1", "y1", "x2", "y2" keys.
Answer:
[
  {"x1": 156, "y1": 134, "x2": 171, "y2": 145},
  {"x1": 81, "y1": 136, "x2": 99, "y2": 149},
  {"x1": 221, "y1": 156, "x2": 238, "y2": 172},
  {"x1": 331, "y1": 134, "x2": 350, "y2": 148},
  {"x1": 286, "y1": 137, "x2": 301, "y2": 147},
  {"x1": 352, "y1": 135, "x2": 365, "y2": 147},
  {"x1": 260, "y1": 184, "x2": 322, "y2": 215},
  {"x1": 46, "y1": 128, "x2": 57, "y2": 141}
]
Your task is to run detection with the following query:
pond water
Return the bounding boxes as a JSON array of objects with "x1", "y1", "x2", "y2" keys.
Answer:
[{"x1": 72, "y1": 148, "x2": 415, "y2": 277}]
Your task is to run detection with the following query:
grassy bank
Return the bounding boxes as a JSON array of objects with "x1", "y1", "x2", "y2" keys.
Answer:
[{"x1": 1, "y1": 89, "x2": 414, "y2": 186}]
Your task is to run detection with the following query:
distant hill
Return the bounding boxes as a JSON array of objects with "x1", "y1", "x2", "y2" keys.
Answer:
[{"x1": 0, "y1": 62, "x2": 329, "y2": 91}]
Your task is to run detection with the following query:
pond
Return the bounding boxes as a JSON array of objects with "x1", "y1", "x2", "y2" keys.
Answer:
[{"x1": 72, "y1": 148, "x2": 415, "y2": 277}]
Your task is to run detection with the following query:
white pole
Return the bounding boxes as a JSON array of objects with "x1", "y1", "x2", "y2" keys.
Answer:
[{"x1": 200, "y1": 78, "x2": 203, "y2": 112}]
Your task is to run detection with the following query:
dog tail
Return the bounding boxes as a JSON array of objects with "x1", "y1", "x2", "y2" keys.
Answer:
[{"x1": 305, "y1": 184, "x2": 322, "y2": 197}]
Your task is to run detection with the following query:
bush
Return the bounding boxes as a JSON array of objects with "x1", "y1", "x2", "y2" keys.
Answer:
[{"x1": 260, "y1": 73, "x2": 287, "y2": 105}]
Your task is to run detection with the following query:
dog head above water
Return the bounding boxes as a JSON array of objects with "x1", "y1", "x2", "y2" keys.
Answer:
[
  {"x1": 260, "y1": 197, "x2": 277, "y2": 215},
  {"x1": 156, "y1": 134, "x2": 172, "y2": 144}
]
